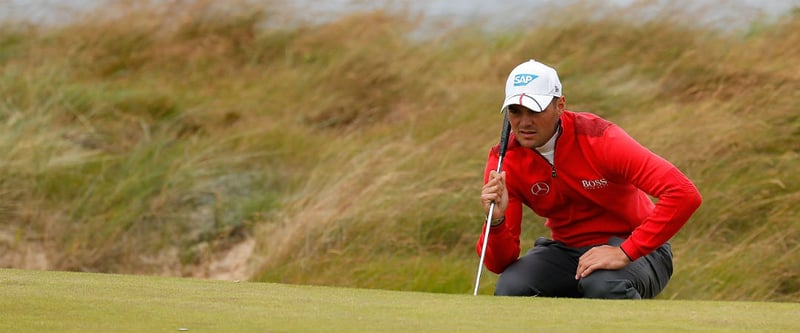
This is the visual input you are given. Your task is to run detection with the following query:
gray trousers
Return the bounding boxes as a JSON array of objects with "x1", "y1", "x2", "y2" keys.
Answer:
[{"x1": 494, "y1": 237, "x2": 673, "y2": 299}]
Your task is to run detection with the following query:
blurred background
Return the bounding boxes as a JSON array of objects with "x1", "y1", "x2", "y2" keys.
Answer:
[
  {"x1": 0, "y1": 0, "x2": 798, "y2": 301},
  {"x1": 3, "y1": 0, "x2": 799, "y2": 28}
]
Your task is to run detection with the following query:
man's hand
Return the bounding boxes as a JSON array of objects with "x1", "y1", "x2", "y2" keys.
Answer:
[
  {"x1": 480, "y1": 170, "x2": 508, "y2": 221},
  {"x1": 575, "y1": 245, "x2": 631, "y2": 280}
]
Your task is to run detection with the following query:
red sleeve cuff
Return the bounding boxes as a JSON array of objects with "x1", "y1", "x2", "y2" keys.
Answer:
[
  {"x1": 620, "y1": 241, "x2": 643, "y2": 262},
  {"x1": 490, "y1": 216, "x2": 506, "y2": 228},
  {"x1": 619, "y1": 246, "x2": 634, "y2": 262}
]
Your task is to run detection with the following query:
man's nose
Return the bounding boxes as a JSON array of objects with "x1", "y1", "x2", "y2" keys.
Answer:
[{"x1": 519, "y1": 111, "x2": 539, "y2": 124}]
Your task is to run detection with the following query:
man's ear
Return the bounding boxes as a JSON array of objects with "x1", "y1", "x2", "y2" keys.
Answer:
[{"x1": 556, "y1": 96, "x2": 566, "y2": 113}]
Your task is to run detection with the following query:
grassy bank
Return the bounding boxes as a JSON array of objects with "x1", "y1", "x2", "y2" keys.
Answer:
[
  {"x1": 2, "y1": 268, "x2": 799, "y2": 332},
  {"x1": 0, "y1": 1, "x2": 798, "y2": 301}
]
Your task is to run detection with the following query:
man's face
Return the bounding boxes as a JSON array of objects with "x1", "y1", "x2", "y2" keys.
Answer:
[{"x1": 507, "y1": 97, "x2": 565, "y2": 149}]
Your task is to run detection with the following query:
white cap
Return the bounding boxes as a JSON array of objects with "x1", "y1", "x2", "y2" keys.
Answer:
[{"x1": 501, "y1": 60, "x2": 562, "y2": 112}]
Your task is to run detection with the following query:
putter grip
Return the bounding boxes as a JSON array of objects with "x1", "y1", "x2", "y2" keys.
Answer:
[{"x1": 497, "y1": 112, "x2": 511, "y2": 162}]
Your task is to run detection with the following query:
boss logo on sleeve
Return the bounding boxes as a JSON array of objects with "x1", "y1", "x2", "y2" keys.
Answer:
[{"x1": 581, "y1": 178, "x2": 609, "y2": 190}]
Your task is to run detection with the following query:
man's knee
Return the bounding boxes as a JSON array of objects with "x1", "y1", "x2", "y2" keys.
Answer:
[
  {"x1": 494, "y1": 272, "x2": 539, "y2": 296},
  {"x1": 578, "y1": 273, "x2": 642, "y2": 299}
]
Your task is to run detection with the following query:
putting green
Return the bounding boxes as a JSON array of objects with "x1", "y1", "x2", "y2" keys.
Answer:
[{"x1": 1, "y1": 268, "x2": 797, "y2": 332}]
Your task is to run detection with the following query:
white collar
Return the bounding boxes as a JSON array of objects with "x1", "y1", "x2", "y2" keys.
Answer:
[{"x1": 535, "y1": 125, "x2": 561, "y2": 155}]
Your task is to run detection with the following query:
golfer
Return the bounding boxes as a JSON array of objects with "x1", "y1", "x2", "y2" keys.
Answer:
[{"x1": 478, "y1": 59, "x2": 702, "y2": 298}]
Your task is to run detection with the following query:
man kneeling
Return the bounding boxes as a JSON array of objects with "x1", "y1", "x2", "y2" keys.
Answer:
[{"x1": 477, "y1": 59, "x2": 702, "y2": 298}]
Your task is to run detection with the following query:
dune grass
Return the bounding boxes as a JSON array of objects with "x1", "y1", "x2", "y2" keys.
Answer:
[
  {"x1": 0, "y1": 0, "x2": 798, "y2": 302},
  {"x1": 2, "y1": 268, "x2": 799, "y2": 333}
]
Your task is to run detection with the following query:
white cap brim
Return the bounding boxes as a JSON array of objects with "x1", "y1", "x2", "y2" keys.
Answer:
[{"x1": 500, "y1": 93, "x2": 553, "y2": 113}]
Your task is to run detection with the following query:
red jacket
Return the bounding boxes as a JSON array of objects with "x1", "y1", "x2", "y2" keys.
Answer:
[{"x1": 477, "y1": 111, "x2": 702, "y2": 274}]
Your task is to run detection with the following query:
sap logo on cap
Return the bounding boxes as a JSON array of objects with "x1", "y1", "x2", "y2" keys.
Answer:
[{"x1": 514, "y1": 74, "x2": 538, "y2": 86}]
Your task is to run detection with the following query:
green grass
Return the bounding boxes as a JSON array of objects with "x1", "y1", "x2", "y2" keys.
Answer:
[{"x1": 1, "y1": 268, "x2": 798, "y2": 333}]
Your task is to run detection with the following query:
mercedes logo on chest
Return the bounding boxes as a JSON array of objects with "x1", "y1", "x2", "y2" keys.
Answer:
[{"x1": 530, "y1": 182, "x2": 550, "y2": 196}]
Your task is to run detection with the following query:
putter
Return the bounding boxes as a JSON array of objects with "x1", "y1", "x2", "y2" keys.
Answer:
[{"x1": 473, "y1": 110, "x2": 512, "y2": 296}]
